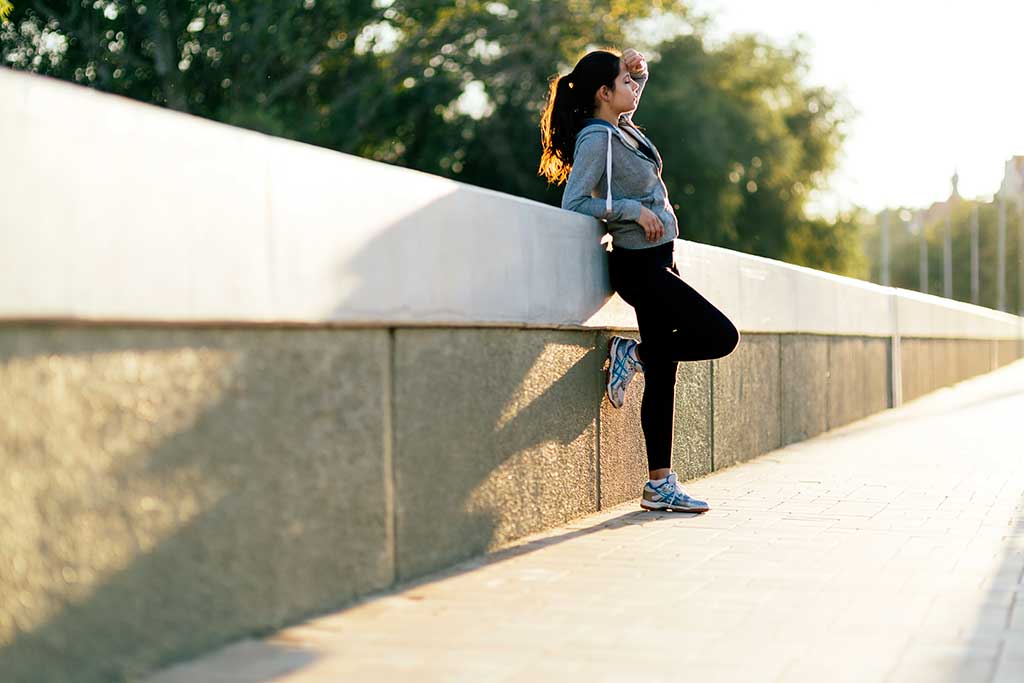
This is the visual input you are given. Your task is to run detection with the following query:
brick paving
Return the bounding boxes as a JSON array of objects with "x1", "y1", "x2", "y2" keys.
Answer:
[{"x1": 147, "y1": 360, "x2": 1024, "y2": 683}]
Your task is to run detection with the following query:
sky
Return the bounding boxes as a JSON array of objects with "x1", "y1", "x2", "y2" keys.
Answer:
[{"x1": 686, "y1": 0, "x2": 1024, "y2": 219}]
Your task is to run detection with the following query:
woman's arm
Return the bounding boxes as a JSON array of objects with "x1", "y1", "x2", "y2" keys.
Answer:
[
  {"x1": 629, "y1": 68, "x2": 648, "y2": 113},
  {"x1": 621, "y1": 48, "x2": 648, "y2": 121},
  {"x1": 560, "y1": 132, "x2": 643, "y2": 222}
]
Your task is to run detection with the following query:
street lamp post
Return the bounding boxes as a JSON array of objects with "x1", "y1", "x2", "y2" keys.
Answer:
[
  {"x1": 1018, "y1": 199, "x2": 1024, "y2": 315},
  {"x1": 945, "y1": 168, "x2": 959, "y2": 300},
  {"x1": 917, "y1": 214, "x2": 928, "y2": 294},
  {"x1": 881, "y1": 210, "x2": 891, "y2": 287},
  {"x1": 998, "y1": 194, "x2": 1007, "y2": 312},
  {"x1": 944, "y1": 212, "x2": 953, "y2": 299},
  {"x1": 971, "y1": 206, "x2": 980, "y2": 305}
]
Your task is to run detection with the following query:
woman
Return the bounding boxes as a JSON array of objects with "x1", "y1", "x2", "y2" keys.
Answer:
[{"x1": 538, "y1": 48, "x2": 740, "y2": 513}]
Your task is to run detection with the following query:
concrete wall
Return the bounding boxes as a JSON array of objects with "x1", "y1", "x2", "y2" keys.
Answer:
[
  {"x1": 2, "y1": 325, "x2": 1019, "y2": 683},
  {"x1": 2, "y1": 69, "x2": 1023, "y2": 682},
  {"x1": 900, "y1": 337, "x2": 1021, "y2": 403},
  {"x1": 392, "y1": 328, "x2": 601, "y2": 580},
  {"x1": 3, "y1": 69, "x2": 1023, "y2": 345},
  {"x1": 0, "y1": 327, "x2": 395, "y2": 683}
]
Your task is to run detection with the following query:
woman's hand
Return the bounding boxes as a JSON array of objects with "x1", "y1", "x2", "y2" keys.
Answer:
[
  {"x1": 621, "y1": 48, "x2": 647, "y2": 75},
  {"x1": 637, "y1": 207, "x2": 664, "y2": 242}
]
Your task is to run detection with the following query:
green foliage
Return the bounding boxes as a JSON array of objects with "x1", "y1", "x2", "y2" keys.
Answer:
[
  {"x1": 864, "y1": 199, "x2": 1023, "y2": 312},
  {"x1": 632, "y1": 33, "x2": 858, "y2": 272},
  {"x1": 1, "y1": 1, "x2": 691, "y2": 171},
  {"x1": 786, "y1": 208, "x2": 869, "y2": 278},
  {"x1": 1, "y1": 1, "x2": 862, "y2": 274},
  {"x1": 2, "y1": 1, "x2": 386, "y2": 135}
]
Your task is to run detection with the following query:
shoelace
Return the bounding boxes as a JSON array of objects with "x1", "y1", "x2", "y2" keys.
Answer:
[
  {"x1": 624, "y1": 342, "x2": 645, "y2": 372},
  {"x1": 629, "y1": 348, "x2": 644, "y2": 372},
  {"x1": 655, "y1": 475, "x2": 695, "y2": 504},
  {"x1": 612, "y1": 343, "x2": 635, "y2": 383},
  {"x1": 653, "y1": 478, "x2": 678, "y2": 502}
]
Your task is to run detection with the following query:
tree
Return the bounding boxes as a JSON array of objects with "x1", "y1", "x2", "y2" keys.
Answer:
[
  {"x1": 630, "y1": 32, "x2": 859, "y2": 273},
  {"x1": 1, "y1": 1, "x2": 692, "y2": 164},
  {"x1": 864, "y1": 200, "x2": 1022, "y2": 312},
  {"x1": 2, "y1": 1, "x2": 390, "y2": 135},
  {"x1": 2, "y1": 2, "x2": 862, "y2": 274}
]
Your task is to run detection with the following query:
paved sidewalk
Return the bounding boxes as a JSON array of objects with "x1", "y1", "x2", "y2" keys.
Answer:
[{"x1": 148, "y1": 360, "x2": 1024, "y2": 683}]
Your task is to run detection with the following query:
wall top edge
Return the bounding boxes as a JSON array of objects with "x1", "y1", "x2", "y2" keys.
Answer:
[
  {"x1": 3, "y1": 69, "x2": 1022, "y2": 341},
  {"x1": 0, "y1": 316, "x2": 1021, "y2": 342}
]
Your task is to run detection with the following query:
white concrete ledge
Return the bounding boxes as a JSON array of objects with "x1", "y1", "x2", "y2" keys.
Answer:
[{"x1": 1, "y1": 68, "x2": 1022, "y2": 341}]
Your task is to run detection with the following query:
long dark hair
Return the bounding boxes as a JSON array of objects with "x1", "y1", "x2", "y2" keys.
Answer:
[{"x1": 538, "y1": 49, "x2": 622, "y2": 186}]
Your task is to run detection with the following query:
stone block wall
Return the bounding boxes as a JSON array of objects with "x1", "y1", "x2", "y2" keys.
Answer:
[{"x1": 0, "y1": 324, "x2": 1019, "y2": 683}]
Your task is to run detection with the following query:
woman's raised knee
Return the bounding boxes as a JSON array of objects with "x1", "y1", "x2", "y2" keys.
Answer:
[{"x1": 719, "y1": 323, "x2": 740, "y2": 358}]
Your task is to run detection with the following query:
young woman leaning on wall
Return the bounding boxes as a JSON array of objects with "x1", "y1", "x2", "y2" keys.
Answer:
[{"x1": 539, "y1": 47, "x2": 740, "y2": 513}]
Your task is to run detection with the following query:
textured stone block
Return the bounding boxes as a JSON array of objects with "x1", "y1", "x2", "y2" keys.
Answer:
[
  {"x1": 828, "y1": 337, "x2": 890, "y2": 429},
  {"x1": 596, "y1": 332, "x2": 646, "y2": 508},
  {"x1": 780, "y1": 335, "x2": 828, "y2": 445},
  {"x1": 596, "y1": 329, "x2": 712, "y2": 508},
  {"x1": 0, "y1": 326, "x2": 393, "y2": 683},
  {"x1": 931, "y1": 339, "x2": 957, "y2": 389},
  {"x1": 957, "y1": 339, "x2": 993, "y2": 382},
  {"x1": 393, "y1": 329, "x2": 600, "y2": 581},
  {"x1": 672, "y1": 360, "x2": 714, "y2": 482},
  {"x1": 930, "y1": 338, "x2": 994, "y2": 388},
  {"x1": 862, "y1": 338, "x2": 893, "y2": 417},
  {"x1": 902, "y1": 337, "x2": 1004, "y2": 403},
  {"x1": 900, "y1": 338, "x2": 933, "y2": 403},
  {"x1": 997, "y1": 339, "x2": 1021, "y2": 368},
  {"x1": 828, "y1": 336, "x2": 862, "y2": 427},
  {"x1": 712, "y1": 334, "x2": 781, "y2": 470}
]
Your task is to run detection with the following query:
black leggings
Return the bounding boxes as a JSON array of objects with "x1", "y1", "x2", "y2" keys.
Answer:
[{"x1": 608, "y1": 241, "x2": 740, "y2": 471}]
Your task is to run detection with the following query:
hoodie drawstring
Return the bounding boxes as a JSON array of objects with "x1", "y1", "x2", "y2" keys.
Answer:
[{"x1": 605, "y1": 127, "x2": 613, "y2": 218}]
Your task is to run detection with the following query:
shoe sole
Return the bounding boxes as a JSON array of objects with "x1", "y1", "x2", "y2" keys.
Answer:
[
  {"x1": 606, "y1": 336, "x2": 625, "y2": 408},
  {"x1": 640, "y1": 500, "x2": 710, "y2": 513}
]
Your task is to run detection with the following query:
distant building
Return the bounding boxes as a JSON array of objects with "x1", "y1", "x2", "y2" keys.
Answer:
[
  {"x1": 896, "y1": 160, "x2": 1021, "y2": 229},
  {"x1": 916, "y1": 169, "x2": 961, "y2": 225},
  {"x1": 998, "y1": 155, "x2": 1024, "y2": 203}
]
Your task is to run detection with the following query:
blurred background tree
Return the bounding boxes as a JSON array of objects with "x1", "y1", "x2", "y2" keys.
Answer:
[
  {"x1": 632, "y1": 32, "x2": 860, "y2": 275},
  {"x1": 861, "y1": 199, "x2": 1022, "y2": 313},
  {"x1": 2, "y1": 0, "x2": 864, "y2": 277}
]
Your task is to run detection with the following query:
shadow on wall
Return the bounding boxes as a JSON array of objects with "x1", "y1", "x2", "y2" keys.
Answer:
[
  {"x1": 389, "y1": 326, "x2": 608, "y2": 581},
  {"x1": 0, "y1": 191, "x2": 618, "y2": 682},
  {"x1": 0, "y1": 327, "x2": 605, "y2": 682},
  {"x1": 323, "y1": 184, "x2": 613, "y2": 326},
  {"x1": 323, "y1": 185, "x2": 618, "y2": 578},
  {"x1": 0, "y1": 328, "x2": 391, "y2": 682}
]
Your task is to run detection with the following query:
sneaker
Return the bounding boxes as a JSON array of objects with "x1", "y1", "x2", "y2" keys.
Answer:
[
  {"x1": 641, "y1": 472, "x2": 710, "y2": 513},
  {"x1": 606, "y1": 335, "x2": 643, "y2": 409}
]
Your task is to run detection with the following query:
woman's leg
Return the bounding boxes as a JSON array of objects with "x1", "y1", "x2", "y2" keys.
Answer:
[
  {"x1": 628, "y1": 261, "x2": 739, "y2": 476},
  {"x1": 634, "y1": 261, "x2": 740, "y2": 365},
  {"x1": 609, "y1": 243, "x2": 738, "y2": 477},
  {"x1": 637, "y1": 348, "x2": 677, "y2": 475},
  {"x1": 610, "y1": 250, "x2": 674, "y2": 475}
]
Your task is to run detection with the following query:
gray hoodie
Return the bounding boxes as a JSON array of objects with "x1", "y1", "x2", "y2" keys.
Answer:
[{"x1": 560, "y1": 70, "x2": 679, "y2": 250}]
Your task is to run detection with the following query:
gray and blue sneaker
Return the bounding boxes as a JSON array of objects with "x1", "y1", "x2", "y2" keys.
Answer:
[
  {"x1": 641, "y1": 472, "x2": 710, "y2": 513},
  {"x1": 606, "y1": 335, "x2": 644, "y2": 408}
]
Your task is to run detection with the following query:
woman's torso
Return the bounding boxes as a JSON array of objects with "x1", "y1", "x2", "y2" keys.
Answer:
[
  {"x1": 618, "y1": 125, "x2": 650, "y2": 157},
  {"x1": 575, "y1": 117, "x2": 679, "y2": 250}
]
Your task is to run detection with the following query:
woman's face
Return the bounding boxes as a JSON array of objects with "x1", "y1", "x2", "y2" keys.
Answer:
[{"x1": 600, "y1": 60, "x2": 640, "y2": 115}]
